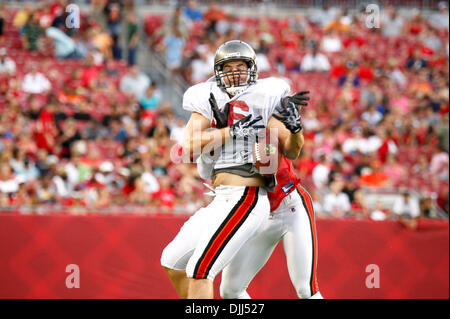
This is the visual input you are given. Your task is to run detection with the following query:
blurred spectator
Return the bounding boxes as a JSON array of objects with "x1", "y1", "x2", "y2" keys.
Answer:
[
  {"x1": 0, "y1": 5, "x2": 4, "y2": 38},
  {"x1": 90, "y1": 69, "x2": 115, "y2": 93},
  {"x1": 89, "y1": 25, "x2": 113, "y2": 61},
  {"x1": 170, "y1": 117, "x2": 187, "y2": 146},
  {"x1": 141, "y1": 170, "x2": 160, "y2": 194},
  {"x1": 393, "y1": 191, "x2": 421, "y2": 219},
  {"x1": 406, "y1": 48, "x2": 428, "y2": 70},
  {"x1": 258, "y1": 18, "x2": 275, "y2": 44},
  {"x1": 351, "y1": 189, "x2": 370, "y2": 218},
  {"x1": 419, "y1": 197, "x2": 435, "y2": 218},
  {"x1": 152, "y1": 175, "x2": 175, "y2": 211},
  {"x1": 290, "y1": 13, "x2": 308, "y2": 33},
  {"x1": 45, "y1": 26, "x2": 79, "y2": 59},
  {"x1": 21, "y1": 13, "x2": 42, "y2": 51},
  {"x1": 360, "y1": 159, "x2": 389, "y2": 188},
  {"x1": 312, "y1": 154, "x2": 330, "y2": 190},
  {"x1": 393, "y1": 191, "x2": 421, "y2": 229},
  {"x1": 0, "y1": 162, "x2": 19, "y2": 195},
  {"x1": 420, "y1": 196, "x2": 437, "y2": 218},
  {"x1": 405, "y1": 10, "x2": 426, "y2": 35},
  {"x1": 22, "y1": 64, "x2": 51, "y2": 94},
  {"x1": 301, "y1": 44, "x2": 331, "y2": 72},
  {"x1": 436, "y1": 113, "x2": 449, "y2": 153},
  {"x1": 37, "y1": 175, "x2": 56, "y2": 204},
  {"x1": 255, "y1": 52, "x2": 271, "y2": 73},
  {"x1": 90, "y1": 0, "x2": 108, "y2": 30},
  {"x1": 342, "y1": 128, "x2": 373, "y2": 155},
  {"x1": 383, "y1": 154, "x2": 407, "y2": 184},
  {"x1": 104, "y1": 58, "x2": 120, "y2": 77},
  {"x1": 321, "y1": 29, "x2": 342, "y2": 53},
  {"x1": 120, "y1": 65, "x2": 151, "y2": 98},
  {"x1": 369, "y1": 200, "x2": 390, "y2": 221},
  {"x1": 324, "y1": 11, "x2": 351, "y2": 33},
  {"x1": 11, "y1": 155, "x2": 39, "y2": 184},
  {"x1": 150, "y1": 5, "x2": 190, "y2": 49},
  {"x1": 184, "y1": 0, "x2": 203, "y2": 22},
  {"x1": 429, "y1": 1, "x2": 449, "y2": 30},
  {"x1": 80, "y1": 54, "x2": 100, "y2": 88},
  {"x1": 104, "y1": 1, "x2": 122, "y2": 59},
  {"x1": 0, "y1": 192, "x2": 9, "y2": 207},
  {"x1": 57, "y1": 119, "x2": 81, "y2": 159},
  {"x1": 161, "y1": 22, "x2": 187, "y2": 73},
  {"x1": 50, "y1": 1, "x2": 67, "y2": 29},
  {"x1": 311, "y1": 3, "x2": 338, "y2": 27},
  {"x1": 203, "y1": 1, "x2": 227, "y2": 36},
  {"x1": 216, "y1": 15, "x2": 244, "y2": 37},
  {"x1": 189, "y1": 48, "x2": 214, "y2": 83},
  {"x1": 0, "y1": 48, "x2": 16, "y2": 76},
  {"x1": 107, "y1": 119, "x2": 128, "y2": 143},
  {"x1": 129, "y1": 177, "x2": 151, "y2": 205},
  {"x1": 52, "y1": 167, "x2": 71, "y2": 199},
  {"x1": 381, "y1": 7, "x2": 405, "y2": 37},
  {"x1": 104, "y1": 1, "x2": 122, "y2": 35},
  {"x1": 430, "y1": 145, "x2": 449, "y2": 180},
  {"x1": 126, "y1": 12, "x2": 139, "y2": 66},
  {"x1": 362, "y1": 105, "x2": 383, "y2": 127},
  {"x1": 386, "y1": 58, "x2": 407, "y2": 87},
  {"x1": 357, "y1": 59, "x2": 375, "y2": 83},
  {"x1": 139, "y1": 83, "x2": 161, "y2": 111},
  {"x1": 421, "y1": 26, "x2": 443, "y2": 53},
  {"x1": 12, "y1": 184, "x2": 33, "y2": 207},
  {"x1": 323, "y1": 180, "x2": 351, "y2": 217},
  {"x1": 13, "y1": 4, "x2": 32, "y2": 29}
]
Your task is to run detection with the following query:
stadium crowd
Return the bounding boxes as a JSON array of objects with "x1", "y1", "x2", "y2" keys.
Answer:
[{"x1": 0, "y1": 0, "x2": 448, "y2": 219}]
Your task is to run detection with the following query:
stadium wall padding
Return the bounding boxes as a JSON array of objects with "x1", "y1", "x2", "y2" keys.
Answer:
[{"x1": 0, "y1": 213, "x2": 448, "y2": 299}]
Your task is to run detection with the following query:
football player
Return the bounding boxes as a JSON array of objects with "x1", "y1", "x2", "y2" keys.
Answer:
[
  {"x1": 160, "y1": 40, "x2": 304, "y2": 299},
  {"x1": 219, "y1": 93, "x2": 324, "y2": 299}
]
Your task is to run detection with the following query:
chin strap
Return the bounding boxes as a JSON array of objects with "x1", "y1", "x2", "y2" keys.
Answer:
[{"x1": 226, "y1": 85, "x2": 249, "y2": 96}]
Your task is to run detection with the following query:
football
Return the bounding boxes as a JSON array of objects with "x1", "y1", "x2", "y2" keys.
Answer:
[{"x1": 253, "y1": 129, "x2": 281, "y2": 176}]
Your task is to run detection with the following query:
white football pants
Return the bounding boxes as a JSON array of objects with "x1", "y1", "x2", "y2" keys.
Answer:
[{"x1": 220, "y1": 185, "x2": 321, "y2": 299}]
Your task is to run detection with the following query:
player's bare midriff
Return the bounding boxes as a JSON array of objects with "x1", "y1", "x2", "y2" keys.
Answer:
[{"x1": 213, "y1": 172, "x2": 265, "y2": 188}]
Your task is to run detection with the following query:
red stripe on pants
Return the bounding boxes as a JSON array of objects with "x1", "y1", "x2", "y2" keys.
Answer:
[
  {"x1": 195, "y1": 187, "x2": 257, "y2": 279},
  {"x1": 297, "y1": 185, "x2": 319, "y2": 295}
]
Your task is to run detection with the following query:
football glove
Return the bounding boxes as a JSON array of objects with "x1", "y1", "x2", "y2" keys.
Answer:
[
  {"x1": 209, "y1": 93, "x2": 230, "y2": 129},
  {"x1": 229, "y1": 114, "x2": 265, "y2": 140},
  {"x1": 283, "y1": 91, "x2": 310, "y2": 108},
  {"x1": 273, "y1": 100, "x2": 303, "y2": 134}
]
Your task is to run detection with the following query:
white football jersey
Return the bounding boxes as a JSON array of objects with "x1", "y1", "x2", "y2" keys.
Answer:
[{"x1": 183, "y1": 77, "x2": 290, "y2": 172}]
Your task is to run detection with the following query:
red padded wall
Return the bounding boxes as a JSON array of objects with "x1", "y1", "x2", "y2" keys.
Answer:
[{"x1": 0, "y1": 213, "x2": 448, "y2": 299}]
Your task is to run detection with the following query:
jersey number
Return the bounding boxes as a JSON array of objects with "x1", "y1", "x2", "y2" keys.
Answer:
[{"x1": 227, "y1": 101, "x2": 250, "y2": 125}]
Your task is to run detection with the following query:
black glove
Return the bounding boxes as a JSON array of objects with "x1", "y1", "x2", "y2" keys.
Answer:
[
  {"x1": 229, "y1": 114, "x2": 265, "y2": 140},
  {"x1": 283, "y1": 91, "x2": 310, "y2": 108},
  {"x1": 209, "y1": 93, "x2": 230, "y2": 129},
  {"x1": 273, "y1": 100, "x2": 303, "y2": 134}
]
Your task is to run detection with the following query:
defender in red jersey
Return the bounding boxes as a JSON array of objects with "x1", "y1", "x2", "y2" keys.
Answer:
[{"x1": 220, "y1": 95, "x2": 323, "y2": 299}]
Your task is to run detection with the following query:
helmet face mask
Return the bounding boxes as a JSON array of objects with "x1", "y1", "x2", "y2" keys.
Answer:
[{"x1": 214, "y1": 40, "x2": 258, "y2": 96}]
